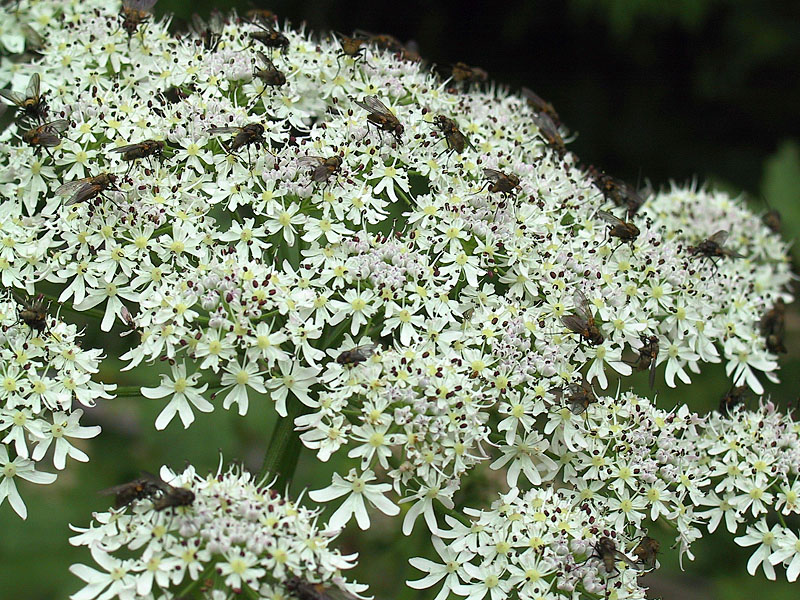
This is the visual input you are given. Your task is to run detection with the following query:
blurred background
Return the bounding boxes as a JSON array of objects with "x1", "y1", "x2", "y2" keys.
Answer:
[{"x1": 1, "y1": 1, "x2": 799, "y2": 598}]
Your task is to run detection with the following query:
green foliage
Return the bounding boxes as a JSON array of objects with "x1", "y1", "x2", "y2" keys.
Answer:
[{"x1": 761, "y1": 140, "x2": 800, "y2": 263}]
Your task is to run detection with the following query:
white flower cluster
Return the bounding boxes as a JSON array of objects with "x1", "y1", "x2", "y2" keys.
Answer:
[
  {"x1": 69, "y1": 463, "x2": 366, "y2": 600},
  {"x1": 0, "y1": 0, "x2": 796, "y2": 596},
  {"x1": 407, "y1": 395, "x2": 800, "y2": 600},
  {"x1": 0, "y1": 287, "x2": 111, "y2": 518}
]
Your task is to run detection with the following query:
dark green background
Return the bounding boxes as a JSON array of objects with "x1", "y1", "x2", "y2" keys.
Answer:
[{"x1": 1, "y1": 1, "x2": 799, "y2": 599}]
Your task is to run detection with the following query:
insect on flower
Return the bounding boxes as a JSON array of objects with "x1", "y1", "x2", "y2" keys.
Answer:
[
  {"x1": 550, "y1": 378, "x2": 597, "y2": 415},
  {"x1": 11, "y1": 291, "x2": 49, "y2": 335},
  {"x1": 591, "y1": 536, "x2": 637, "y2": 574},
  {"x1": 588, "y1": 166, "x2": 645, "y2": 217},
  {"x1": 596, "y1": 210, "x2": 640, "y2": 249},
  {"x1": 98, "y1": 472, "x2": 167, "y2": 509},
  {"x1": 353, "y1": 95, "x2": 404, "y2": 144},
  {"x1": 632, "y1": 536, "x2": 660, "y2": 570},
  {"x1": 338, "y1": 34, "x2": 366, "y2": 59},
  {"x1": 248, "y1": 18, "x2": 289, "y2": 55},
  {"x1": 521, "y1": 86, "x2": 560, "y2": 125},
  {"x1": 119, "y1": 0, "x2": 158, "y2": 37},
  {"x1": 22, "y1": 119, "x2": 69, "y2": 159},
  {"x1": 99, "y1": 471, "x2": 194, "y2": 511},
  {"x1": 482, "y1": 168, "x2": 520, "y2": 198},
  {"x1": 450, "y1": 61, "x2": 488, "y2": 86},
  {"x1": 531, "y1": 110, "x2": 566, "y2": 156},
  {"x1": 0, "y1": 72, "x2": 47, "y2": 123},
  {"x1": 151, "y1": 483, "x2": 195, "y2": 511},
  {"x1": 55, "y1": 173, "x2": 119, "y2": 206},
  {"x1": 561, "y1": 289, "x2": 604, "y2": 346},
  {"x1": 718, "y1": 385, "x2": 749, "y2": 415},
  {"x1": 108, "y1": 139, "x2": 166, "y2": 173},
  {"x1": 250, "y1": 52, "x2": 286, "y2": 107},
  {"x1": 285, "y1": 576, "x2": 357, "y2": 600},
  {"x1": 336, "y1": 343, "x2": 376, "y2": 366},
  {"x1": 190, "y1": 11, "x2": 224, "y2": 51},
  {"x1": 688, "y1": 230, "x2": 743, "y2": 269},
  {"x1": 433, "y1": 114, "x2": 473, "y2": 155},
  {"x1": 760, "y1": 299, "x2": 787, "y2": 354},
  {"x1": 626, "y1": 334, "x2": 659, "y2": 389},
  {"x1": 207, "y1": 123, "x2": 266, "y2": 164},
  {"x1": 297, "y1": 155, "x2": 343, "y2": 184}
]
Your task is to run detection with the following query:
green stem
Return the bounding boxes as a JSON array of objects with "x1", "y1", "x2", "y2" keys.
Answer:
[
  {"x1": 394, "y1": 183, "x2": 414, "y2": 208},
  {"x1": 174, "y1": 562, "x2": 216, "y2": 599},
  {"x1": 258, "y1": 395, "x2": 306, "y2": 487}
]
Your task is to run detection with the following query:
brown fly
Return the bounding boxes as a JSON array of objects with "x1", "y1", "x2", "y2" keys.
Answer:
[
  {"x1": 760, "y1": 299, "x2": 786, "y2": 354},
  {"x1": 450, "y1": 62, "x2": 488, "y2": 86},
  {"x1": 99, "y1": 471, "x2": 194, "y2": 511},
  {"x1": 119, "y1": 0, "x2": 158, "y2": 37},
  {"x1": 688, "y1": 230, "x2": 743, "y2": 269},
  {"x1": 433, "y1": 114, "x2": 473, "y2": 155},
  {"x1": 0, "y1": 72, "x2": 47, "y2": 123},
  {"x1": 521, "y1": 86, "x2": 560, "y2": 125},
  {"x1": 561, "y1": 289, "x2": 604, "y2": 346},
  {"x1": 285, "y1": 577, "x2": 357, "y2": 600},
  {"x1": 631, "y1": 536, "x2": 660, "y2": 570},
  {"x1": 98, "y1": 472, "x2": 168, "y2": 509},
  {"x1": 249, "y1": 19, "x2": 289, "y2": 55},
  {"x1": 592, "y1": 537, "x2": 637, "y2": 574},
  {"x1": 109, "y1": 139, "x2": 165, "y2": 172},
  {"x1": 718, "y1": 385, "x2": 749, "y2": 415},
  {"x1": 190, "y1": 11, "x2": 224, "y2": 51},
  {"x1": 151, "y1": 484, "x2": 195, "y2": 511},
  {"x1": 762, "y1": 209, "x2": 781, "y2": 233},
  {"x1": 597, "y1": 210, "x2": 640, "y2": 249},
  {"x1": 336, "y1": 343, "x2": 376, "y2": 366},
  {"x1": 207, "y1": 123, "x2": 266, "y2": 163},
  {"x1": 11, "y1": 291, "x2": 49, "y2": 335},
  {"x1": 297, "y1": 155, "x2": 343, "y2": 184},
  {"x1": 250, "y1": 52, "x2": 286, "y2": 107},
  {"x1": 551, "y1": 379, "x2": 597, "y2": 415},
  {"x1": 482, "y1": 168, "x2": 520, "y2": 198},
  {"x1": 588, "y1": 166, "x2": 645, "y2": 217},
  {"x1": 531, "y1": 111, "x2": 566, "y2": 156},
  {"x1": 22, "y1": 119, "x2": 69, "y2": 158},
  {"x1": 626, "y1": 334, "x2": 659, "y2": 389},
  {"x1": 55, "y1": 173, "x2": 118, "y2": 206},
  {"x1": 353, "y1": 95, "x2": 403, "y2": 144}
]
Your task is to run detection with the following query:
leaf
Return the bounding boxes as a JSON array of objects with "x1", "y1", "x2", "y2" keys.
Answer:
[{"x1": 761, "y1": 140, "x2": 800, "y2": 262}]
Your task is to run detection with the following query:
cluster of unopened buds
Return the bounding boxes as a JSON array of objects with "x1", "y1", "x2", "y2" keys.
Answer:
[{"x1": 0, "y1": 1, "x2": 796, "y2": 599}]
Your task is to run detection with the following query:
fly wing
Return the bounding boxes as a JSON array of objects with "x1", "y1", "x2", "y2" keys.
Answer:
[
  {"x1": 0, "y1": 89, "x2": 27, "y2": 106},
  {"x1": 596, "y1": 210, "x2": 625, "y2": 226},
  {"x1": 256, "y1": 52, "x2": 276, "y2": 69},
  {"x1": 560, "y1": 314, "x2": 587, "y2": 335},
  {"x1": 482, "y1": 168, "x2": 503, "y2": 183},
  {"x1": 43, "y1": 119, "x2": 69, "y2": 134},
  {"x1": 297, "y1": 156, "x2": 325, "y2": 169},
  {"x1": 531, "y1": 111, "x2": 560, "y2": 138},
  {"x1": 207, "y1": 127, "x2": 242, "y2": 135},
  {"x1": 30, "y1": 131, "x2": 61, "y2": 147},
  {"x1": 55, "y1": 178, "x2": 92, "y2": 196},
  {"x1": 312, "y1": 165, "x2": 333, "y2": 182},
  {"x1": 26, "y1": 73, "x2": 40, "y2": 99},
  {"x1": 108, "y1": 142, "x2": 144, "y2": 154},
  {"x1": 139, "y1": 470, "x2": 173, "y2": 493},
  {"x1": 355, "y1": 95, "x2": 393, "y2": 117},
  {"x1": 124, "y1": 0, "x2": 158, "y2": 11},
  {"x1": 571, "y1": 289, "x2": 592, "y2": 322},
  {"x1": 648, "y1": 355, "x2": 658, "y2": 389},
  {"x1": 707, "y1": 230, "x2": 729, "y2": 246},
  {"x1": 613, "y1": 550, "x2": 639, "y2": 569},
  {"x1": 63, "y1": 183, "x2": 100, "y2": 206}
]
